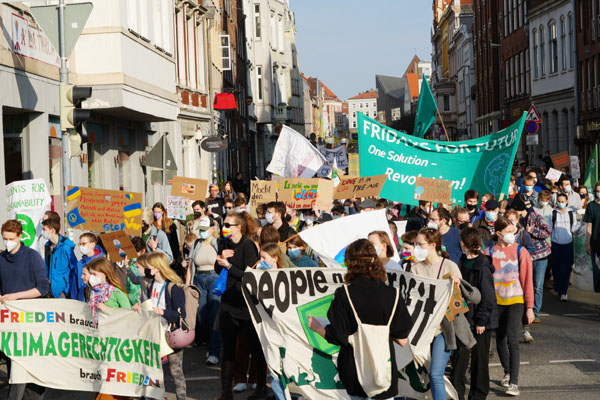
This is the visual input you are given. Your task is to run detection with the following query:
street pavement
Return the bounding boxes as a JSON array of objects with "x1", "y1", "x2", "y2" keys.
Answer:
[{"x1": 1, "y1": 286, "x2": 599, "y2": 400}]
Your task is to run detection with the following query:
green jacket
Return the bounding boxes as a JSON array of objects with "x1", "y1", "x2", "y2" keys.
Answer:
[{"x1": 104, "y1": 287, "x2": 131, "y2": 309}]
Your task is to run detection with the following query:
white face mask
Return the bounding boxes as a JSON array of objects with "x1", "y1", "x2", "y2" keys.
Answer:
[
  {"x1": 304, "y1": 215, "x2": 314, "y2": 226},
  {"x1": 564, "y1": 185, "x2": 572, "y2": 193},
  {"x1": 4, "y1": 240, "x2": 18, "y2": 253},
  {"x1": 234, "y1": 206, "x2": 246, "y2": 213},
  {"x1": 41, "y1": 230, "x2": 52, "y2": 240},
  {"x1": 413, "y1": 245, "x2": 430, "y2": 261},
  {"x1": 501, "y1": 232, "x2": 516, "y2": 245},
  {"x1": 79, "y1": 245, "x2": 91, "y2": 256},
  {"x1": 427, "y1": 221, "x2": 439, "y2": 230},
  {"x1": 88, "y1": 274, "x2": 103, "y2": 287},
  {"x1": 539, "y1": 201, "x2": 549, "y2": 208}
]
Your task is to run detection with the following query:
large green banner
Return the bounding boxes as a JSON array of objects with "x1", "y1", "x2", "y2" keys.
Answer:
[{"x1": 358, "y1": 112, "x2": 526, "y2": 205}]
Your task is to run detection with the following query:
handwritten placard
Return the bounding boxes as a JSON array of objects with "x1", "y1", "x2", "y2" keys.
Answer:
[
  {"x1": 66, "y1": 186, "x2": 143, "y2": 236},
  {"x1": 333, "y1": 175, "x2": 387, "y2": 200},
  {"x1": 551, "y1": 151, "x2": 570, "y2": 169},
  {"x1": 99, "y1": 231, "x2": 138, "y2": 261},
  {"x1": 414, "y1": 177, "x2": 453, "y2": 204},
  {"x1": 249, "y1": 181, "x2": 278, "y2": 214},
  {"x1": 167, "y1": 196, "x2": 187, "y2": 220},
  {"x1": 278, "y1": 178, "x2": 333, "y2": 210},
  {"x1": 545, "y1": 167, "x2": 563, "y2": 182},
  {"x1": 170, "y1": 176, "x2": 208, "y2": 201}
]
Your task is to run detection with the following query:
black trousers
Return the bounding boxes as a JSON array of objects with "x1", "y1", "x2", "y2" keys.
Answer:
[{"x1": 450, "y1": 330, "x2": 492, "y2": 400}]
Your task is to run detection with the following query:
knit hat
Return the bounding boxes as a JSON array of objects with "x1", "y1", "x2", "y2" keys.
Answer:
[
  {"x1": 510, "y1": 195, "x2": 531, "y2": 212},
  {"x1": 484, "y1": 199, "x2": 499, "y2": 210}
]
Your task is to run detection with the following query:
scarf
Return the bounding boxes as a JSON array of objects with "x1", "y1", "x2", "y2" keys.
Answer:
[{"x1": 89, "y1": 282, "x2": 114, "y2": 323}]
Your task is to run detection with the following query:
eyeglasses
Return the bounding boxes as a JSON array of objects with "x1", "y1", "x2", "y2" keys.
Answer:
[{"x1": 223, "y1": 223, "x2": 239, "y2": 228}]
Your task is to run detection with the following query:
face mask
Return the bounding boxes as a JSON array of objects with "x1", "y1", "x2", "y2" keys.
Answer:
[
  {"x1": 332, "y1": 215, "x2": 341, "y2": 220},
  {"x1": 344, "y1": 206, "x2": 350, "y2": 214},
  {"x1": 401, "y1": 251, "x2": 414, "y2": 261},
  {"x1": 265, "y1": 212, "x2": 274, "y2": 224},
  {"x1": 525, "y1": 185, "x2": 534, "y2": 192},
  {"x1": 193, "y1": 212, "x2": 202, "y2": 219},
  {"x1": 222, "y1": 227, "x2": 232, "y2": 239},
  {"x1": 540, "y1": 201, "x2": 549, "y2": 207},
  {"x1": 558, "y1": 202, "x2": 567, "y2": 209},
  {"x1": 413, "y1": 245, "x2": 429, "y2": 262},
  {"x1": 88, "y1": 274, "x2": 103, "y2": 287},
  {"x1": 199, "y1": 230, "x2": 210, "y2": 240},
  {"x1": 590, "y1": 194, "x2": 595, "y2": 201},
  {"x1": 258, "y1": 260, "x2": 274, "y2": 270},
  {"x1": 596, "y1": 192, "x2": 600, "y2": 200},
  {"x1": 304, "y1": 215, "x2": 314, "y2": 226},
  {"x1": 42, "y1": 230, "x2": 52, "y2": 240},
  {"x1": 564, "y1": 186, "x2": 572, "y2": 193},
  {"x1": 4, "y1": 240, "x2": 18, "y2": 253},
  {"x1": 458, "y1": 222, "x2": 469, "y2": 230},
  {"x1": 154, "y1": 212, "x2": 162, "y2": 220},
  {"x1": 144, "y1": 268, "x2": 154, "y2": 279},
  {"x1": 466, "y1": 203, "x2": 476, "y2": 211},
  {"x1": 512, "y1": 221, "x2": 518, "y2": 227},
  {"x1": 427, "y1": 221, "x2": 438, "y2": 230},
  {"x1": 235, "y1": 206, "x2": 245, "y2": 213},
  {"x1": 485, "y1": 211, "x2": 497, "y2": 222},
  {"x1": 288, "y1": 248, "x2": 301, "y2": 259},
  {"x1": 80, "y1": 245, "x2": 91, "y2": 256},
  {"x1": 517, "y1": 173, "x2": 522, "y2": 178},
  {"x1": 580, "y1": 193, "x2": 587, "y2": 199},
  {"x1": 501, "y1": 232, "x2": 516, "y2": 245}
]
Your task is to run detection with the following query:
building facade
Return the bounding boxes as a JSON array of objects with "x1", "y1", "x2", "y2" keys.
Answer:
[{"x1": 347, "y1": 90, "x2": 378, "y2": 131}]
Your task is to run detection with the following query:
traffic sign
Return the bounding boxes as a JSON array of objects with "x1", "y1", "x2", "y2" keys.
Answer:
[
  {"x1": 526, "y1": 120, "x2": 539, "y2": 134},
  {"x1": 526, "y1": 105, "x2": 542, "y2": 123},
  {"x1": 526, "y1": 135, "x2": 539, "y2": 145}
]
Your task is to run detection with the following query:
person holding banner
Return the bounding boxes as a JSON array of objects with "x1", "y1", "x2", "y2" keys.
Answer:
[
  {"x1": 410, "y1": 228, "x2": 462, "y2": 400},
  {"x1": 73, "y1": 233, "x2": 105, "y2": 302},
  {"x1": 41, "y1": 217, "x2": 78, "y2": 299},
  {"x1": 307, "y1": 239, "x2": 412, "y2": 400}
]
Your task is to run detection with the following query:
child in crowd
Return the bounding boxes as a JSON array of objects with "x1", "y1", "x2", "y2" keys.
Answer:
[
  {"x1": 400, "y1": 230, "x2": 418, "y2": 272},
  {"x1": 286, "y1": 235, "x2": 318, "y2": 267},
  {"x1": 259, "y1": 243, "x2": 286, "y2": 270}
]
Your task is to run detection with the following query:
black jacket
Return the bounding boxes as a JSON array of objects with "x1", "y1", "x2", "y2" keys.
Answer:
[
  {"x1": 276, "y1": 221, "x2": 296, "y2": 242},
  {"x1": 406, "y1": 209, "x2": 428, "y2": 232},
  {"x1": 458, "y1": 254, "x2": 498, "y2": 330},
  {"x1": 146, "y1": 279, "x2": 186, "y2": 329}
]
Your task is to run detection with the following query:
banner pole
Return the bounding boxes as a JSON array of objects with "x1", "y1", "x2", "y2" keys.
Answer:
[{"x1": 437, "y1": 108, "x2": 451, "y2": 142}]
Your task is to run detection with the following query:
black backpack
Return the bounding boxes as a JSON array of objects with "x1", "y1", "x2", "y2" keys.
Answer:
[{"x1": 552, "y1": 210, "x2": 574, "y2": 230}]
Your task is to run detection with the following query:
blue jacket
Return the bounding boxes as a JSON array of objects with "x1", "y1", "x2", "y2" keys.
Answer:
[
  {"x1": 70, "y1": 246, "x2": 104, "y2": 301},
  {"x1": 0, "y1": 244, "x2": 49, "y2": 296},
  {"x1": 45, "y1": 235, "x2": 78, "y2": 298}
]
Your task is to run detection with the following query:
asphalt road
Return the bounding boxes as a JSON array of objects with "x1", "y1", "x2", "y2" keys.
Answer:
[{"x1": 2, "y1": 286, "x2": 599, "y2": 400}]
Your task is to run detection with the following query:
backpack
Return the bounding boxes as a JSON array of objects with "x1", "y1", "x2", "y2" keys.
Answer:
[
  {"x1": 168, "y1": 283, "x2": 202, "y2": 330},
  {"x1": 552, "y1": 210, "x2": 574, "y2": 230}
]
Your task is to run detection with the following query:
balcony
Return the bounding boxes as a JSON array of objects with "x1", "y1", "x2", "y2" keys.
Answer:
[{"x1": 274, "y1": 104, "x2": 292, "y2": 122}]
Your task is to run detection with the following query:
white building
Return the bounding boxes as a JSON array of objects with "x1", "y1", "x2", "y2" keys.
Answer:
[
  {"x1": 528, "y1": 0, "x2": 577, "y2": 157},
  {"x1": 347, "y1": 90, "x2": 378, "y2": 131}
]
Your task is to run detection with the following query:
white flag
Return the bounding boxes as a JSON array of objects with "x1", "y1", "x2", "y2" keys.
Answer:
[
  {"x1": 299, "y1": 209, "x2": 400, "y2": 268},
  {"x1": 267, "y1": 126, "x2": 326, "y2": 178}
]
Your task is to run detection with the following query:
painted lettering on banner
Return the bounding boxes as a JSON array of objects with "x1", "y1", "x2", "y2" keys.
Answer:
[{"x1": 333, "y1": 175, "x2": 387, "y2": 200}]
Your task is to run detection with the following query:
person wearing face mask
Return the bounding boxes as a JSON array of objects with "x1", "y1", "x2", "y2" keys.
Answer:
[
  {"x1": 187, "y1": 217, "x2": 222, "y2": 365},
  {"x1": 207, "y1": 183, "x2": 226, "y2": 219},
  {"x1": 472, "y1": 199, "x2": 500, "y2": 245},
  {"x1": 410, "y1": 228, "x2": 462, "y2": 400},
  {"x1": 400, "y1": 231, "x2": 418, "y2": 271},
  {"x1": 0, "y1": 220, "x2": 50, "y2": 400},
  {"x1": 185, "y1": 200, "x2": 207, "y2": 236},
  {"x1": 368, "y1": 230, "x2": 402, "y2": 270},
  {"x1": 86, "y1": 256, "x2": 130, "y2": 326},
  {"x1": 258, "y1": 243, "x2": 285, "y2": 270},
  {"x1": 584, "y1": 182, "x2": 600, "y2": 293},
  {"x1": 141, "y1": 208, "x2": 174, "y2": 262},
  {"x1": 41, "y1": 217, "x2": 78, "y2": 299},
  {"x1": 452, "y1": 207, "x2": 471, "y2": 231},
  {"x1": 36, "y1": 210, "x2": 61, "y2": 260},
  {"x1": 534, "y1": 190, "x2": 554, "y2": 227},
  {"x1": 464, "y1": 189, "x2": 481, "y2": 222},
  {"x1": 485, "y1": 217, "x2": 534, "y2": 396},
  {"x1": 550, "y1": 193, "x2": 578, "y2": 301},
  {"x1": 233, "y1": 196, "x2": 248, "y2": 214},
  {"x1": 520, "y1": 176, "x2": 539, "y2": 207},
  {"x1": 265, "y1": 201, "x2": 296, "y2": 242},
  {"x1": 552, "y1": 176, "x2": 582, "y2": 211},
  {"x1": 73, "y1": 232, "x2": 104, "y2": 302},
  {"x1": 153, "y1": 202, "x2": 182, "y2": 272},
  {"x1": 579, "y1": 186, "x2": 591, "y2": 208},
  {"x1": 430, "y1": 207, "x2": 463, "y2": 264},
  {"x1": 331, "y1": 204, "x2": 346, "y2": 220},
  {"x1": 301, "y1": 210, "x2": 316, "y2": 231},
  {"x1": 286, "y1": 235, "x2": 318, "y2": 267}
]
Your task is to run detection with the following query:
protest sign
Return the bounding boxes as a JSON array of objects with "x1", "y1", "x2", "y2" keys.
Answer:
[
  {"x1": 66, "y1": 186, "x2": 143, "y2": 236},
  {"x1": 249, "y1": 181, "x2": 278, "y2": 214},
  {"x1": 333, "y1": 175, "x2": 387, "y2": 200},
  {"x1": 99, "y1": 231, "x2": 138, "y2": 261},
  {"x1": 318, "y1": 146, "x2": 349, "y2": 170},
  {"x1": 551, "y1": 151, "x2": 570, "y2": 169},
  {"x1": 348, "y1": 153, "x2": 360, "y2": 176},
  {"x1": 267, "y1": 125, "x2": 326, "y2": 178},
  {"x1": 242, "y1": 268, "x2": 453, "y2": 399},
  {"x1": 1, "y1": 299, "x2": 170, "y2": 398},
  {"x1": 166, "y1": 196, "x2": 187, "y2": 220},
  {"x1": 170, "y1": 176, "x2": 208, "y2": 201},
  {"x1": 545, "y1": 167, "x2": 563, "y2": 182},
  {"x1": 278, "y1": 178, "x2": 333, "y2": 210},
  {"x1": 570, "y1": 155, "x2": 581, "y2": 179},
  {"x1": 358, "y1": 112, "x2": 525, "y2": 205},
  {"x1": 414, "y1": 177, "x2": 453, "y2": 204},
  {"x1": 6, "y1": 179, "x2": 52, "y2": 247},
  {"x1": 299, "y1": 209, "x2": 399, "y2": 268}
]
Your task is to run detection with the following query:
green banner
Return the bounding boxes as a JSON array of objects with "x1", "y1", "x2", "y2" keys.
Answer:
[
  {"x1": 584, "y1": 144, "x2": 598, "y2": 189},
  {"x1": 358, "y1": 112, "x2": 526, "y2": 205}
]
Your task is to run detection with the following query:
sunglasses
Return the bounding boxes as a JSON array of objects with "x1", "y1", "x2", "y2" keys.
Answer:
[{"x1": 223, "y1": 223, "x2": 239, "y2": 228}]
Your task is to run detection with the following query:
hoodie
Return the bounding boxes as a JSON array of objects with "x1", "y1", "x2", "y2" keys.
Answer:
[
  {"x1": 45, "y1": 235, "x2": 78, "y2": 298},
  {"x1": 458, "y1": 253, "x2": 498, "y2": 330},
  {"x1": 71, "y1": 245, "x2": 104, "y2": 301},
  {"x1": 0, "y1": 244, "x2": 49, "y2": 296}
]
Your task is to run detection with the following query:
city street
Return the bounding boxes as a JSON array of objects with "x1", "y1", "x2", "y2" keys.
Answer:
[{"x1": 2, "y1": 287, "x2": 599, "y2": 400}]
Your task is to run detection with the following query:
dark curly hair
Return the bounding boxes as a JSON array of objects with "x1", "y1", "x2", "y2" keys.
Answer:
[{"x1": 344, "y1": 239, "x2": 387, "y2": 284}]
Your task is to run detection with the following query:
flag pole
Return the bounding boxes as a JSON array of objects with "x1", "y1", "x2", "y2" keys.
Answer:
[{"x1": 437, "y1": 108, "x2": 451, "y2": 142}]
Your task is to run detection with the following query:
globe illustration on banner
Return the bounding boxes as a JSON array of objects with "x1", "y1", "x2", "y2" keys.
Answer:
[
  {"x1": 484, "y1": 153, "x2": 510, "y2": 194},
  {"x1": 16, "y1": 213, "x2": 36, "y2": 247}
]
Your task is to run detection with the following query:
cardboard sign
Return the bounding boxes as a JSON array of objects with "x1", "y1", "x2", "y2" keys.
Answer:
[
  {"x1": 278, "y1": 178, "x2": 333, "y2": 210},
  {"x1": 551, "y1": 151, "x2": 570, "y2": 169},
  {"x1": 333, "y1": 175, "x2": 387, "y2": 200},
  {"x1": 348, "y1": 153, "x2": 360, "y2": 176},
  {"x1": 545, "y1": 167, "x2": 563, "y2": 182},
  {"x1": 166, "y1": 196, "x2": 187, "y2": 220},
  {"x1": 414, "y1": 177, "x2": 453, "y2": 204},
  {"x1": 442, "y1": 273, "x2": 469, "y2": 322},
  {"x1": 99, "y1": 231, "x2": 138, "y2": 261},
  {"x1": 66, "y1": 186, "x2": 143, "y2": 236},
  {"x1": 170, "y1": 176, "x2": 208, "y2": 201},
  {"x1": 249, "y1": 181, "x2": 278, "y2": 214}
]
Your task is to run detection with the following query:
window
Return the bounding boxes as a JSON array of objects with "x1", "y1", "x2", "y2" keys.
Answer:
[
  {"x1": 254, "y1": 4, "x2": 261, "y2": 39},
  {"x1": 360, "y1": 103, "x2": 363, "y2": 108},
  {"x1": 505, "y1": 60, "x2": 510, "y2": 98},
  {"x1": 256, "y1": 66, "x2": 263, "y2": 100},
  {"x1": 518, "y1": 0, "x2": 523, "y2": 28},
  {"x1": 540, "y1": 26, "x2": 545, "y2": 76},
  {"x1": 568, "y1": 12, "x2": 574, "y2": 68},
  {"x1": 549, "y1": 22, "x2": 558, "y2": 73},
  {"x1": 533, "y1": 29, "x2": 539, "y2": 78},
  {"x1": 508, "y1": 0, "x2": 513, "y2": 32},
  {"x1": 220, "y1": 34, "x2": 231, "y2": 71},
  {"x1": 560, "y1": 17, "x2": 567, "y2": 71},
  {"x1": 504, "y1": 0, "x2": 508, "y2": 37},
  {"x1": 443, "y1": 95, "x2": 450, "y2": 112}
]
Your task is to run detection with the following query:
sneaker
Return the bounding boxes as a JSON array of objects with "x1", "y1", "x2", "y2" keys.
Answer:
[
  {"x1": 533, "y1": 316, "x2": 541, "y2": 323},
  {"x1": 560, "y1": 294, "x2": 568, "y2": 301},
  {"x1": 506, "y1": 383, "x2": 520, "y2": 396},
  {"x1": 523, "y1": 330, "x2": 534, "y2": 343},
  {"x1": 501, "y1": 373, "x2": 510, "y2": 388},
  {"x1": 206, "y1": 355, "x2": 220, "y2": 365},
  {"x1": 233, "y1": 383, "x2": 248, "y2": 392}
]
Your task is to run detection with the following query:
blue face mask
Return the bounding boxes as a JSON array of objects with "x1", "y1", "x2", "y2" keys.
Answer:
[
  {"x1": 525, "y1": 185, "x2": 534, "y2": 192},
  {"x1": 558, "y1": 202, "x2": 567, "y2": 209},
  {"x1": 258, "y1": 260, "x2": 274, "y2": 270},
  {"x1": 485, "y1": 211, "x2": 497, "y2": 222},
  {"x1": 287, "y1": 248, "x2": 301, "y2": 259},
  {"x1": 344, "y1": 206, "x2": 350, "y2": 214}
]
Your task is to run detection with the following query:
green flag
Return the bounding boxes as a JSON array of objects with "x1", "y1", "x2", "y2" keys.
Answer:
[
  {"x1": 584, "y1": 144, "x2": 598, "y2": 188},
  {"x1": 413, "y1": 74, "x2": 437, "y2": 138}
]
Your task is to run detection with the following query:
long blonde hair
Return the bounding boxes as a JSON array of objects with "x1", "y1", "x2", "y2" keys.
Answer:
[{"x1": 146, "y1": 252, "x2": 183, "y2": 286}]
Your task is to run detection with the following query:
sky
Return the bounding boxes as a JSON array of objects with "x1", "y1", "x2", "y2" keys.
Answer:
[{"x1": 292, "y1": 0, "x2": 433, "y2": 101}]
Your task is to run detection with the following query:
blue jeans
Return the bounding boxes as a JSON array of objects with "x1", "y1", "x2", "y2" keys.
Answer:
[
  {"x1": 430, "y1": 333, "x2": 451, "y2": 400},
  {"x1": 532, "y1": 257, "x2": 548, "y2": 316},
  {"x1": 193, "y1": 272, "x2": 221, "y2": 357},
  {"x1": 591, "y1": 250, "x2": 600, "y2": 292}
]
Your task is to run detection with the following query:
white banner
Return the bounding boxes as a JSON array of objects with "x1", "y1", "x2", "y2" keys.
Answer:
[
  {"x1": 267, "y1": 126, "x2": 326, "y2": 178},
  {"x1": 242, "y1": 268, "x2": 453, "y2": 399},
  {"x1": 299, "y1": 209, "x2": 400, "y2": 268},
  {"x1": 318, "y1": 146, "x2": 349, "y2": 170},
  {"x1": 11, "y1": 13, "x2": 60, "y2": 67},
  {"x1": 1, "y1": 299, "x2": 171, "y2": 398},
  {"x1": 6, "y1": 179, "x2": 52, "y2": 248}
]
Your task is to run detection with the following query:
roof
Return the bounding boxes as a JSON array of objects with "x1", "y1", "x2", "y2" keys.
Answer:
[
  {"x1": 304, "y1": 75, "x2": 341, "y2": 101},
  {"x1": 320, "y1": 81, "x2": 340, "y2": 101},
  {"x1": 376, "y1": 75, "x2": 406, "y2": 102},
  {"x1": 405, "y1": 73, "x2": 419, "y2": 100},
  {"x1": 348, "y1": 89, "x2": 378, "y2": 100}
]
